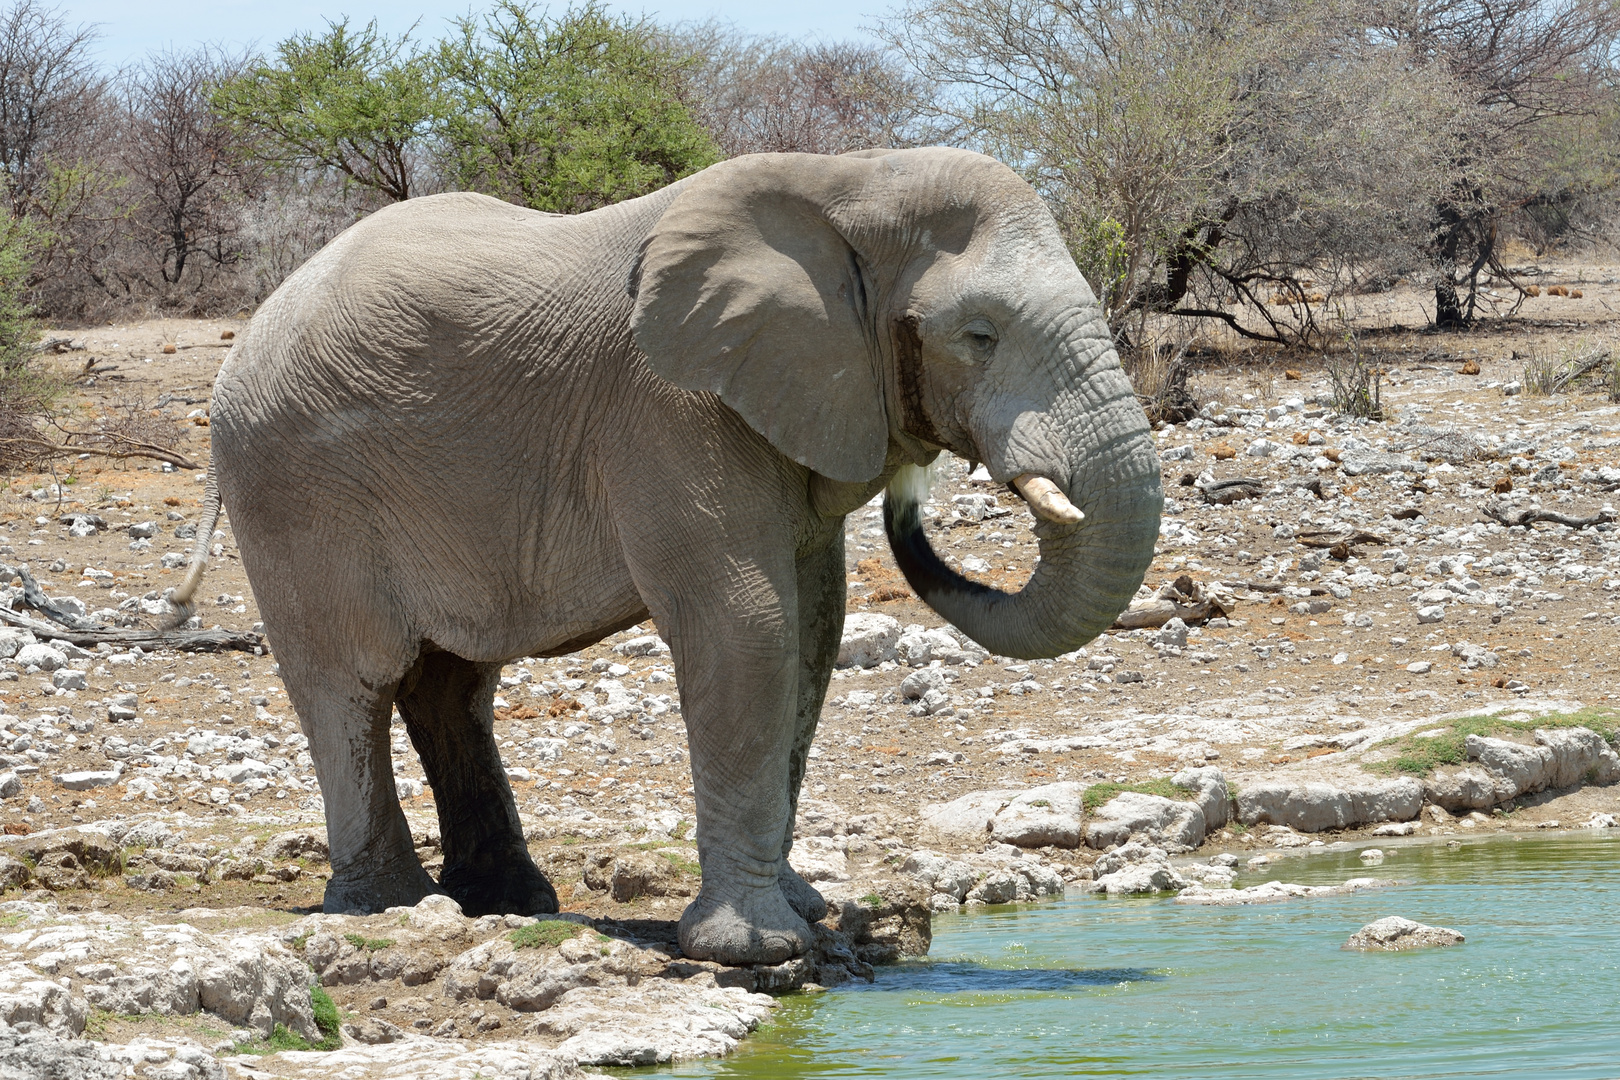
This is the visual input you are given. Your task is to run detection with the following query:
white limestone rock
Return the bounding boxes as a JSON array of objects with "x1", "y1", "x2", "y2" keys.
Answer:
[
  {"x1": 1176, "y1": 877, "x2": 1397, "y2": 906},
  {"x1": 1171, "y1": 766, "x2": 1230, "y2": 832},
  {"x1": 1343, "y1": 916, "x2": 1464, "y2": 951},
  {"x1": 989, "y1": 782, "x2": 1087, "y2": 848},
  {"x1": 836, "y1": 613, "x2": 902, "y2": 669},
  {"x1": 1085, "y1": 791, "x2": 1205, "y2": 851},
  {"x1": 1235, "y1": 777, "x2": 1424, "y2": 832},
  {"x1": 919, "y1": 790, "x2": 1016, "y2": 846},
  {"x1": 13, "y1": 643, "x2": 65, "y2": 672}
]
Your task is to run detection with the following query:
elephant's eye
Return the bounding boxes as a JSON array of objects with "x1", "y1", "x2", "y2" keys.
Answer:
[{"x1": 953, "y1": 320, "x2": 998, "y2": 362}]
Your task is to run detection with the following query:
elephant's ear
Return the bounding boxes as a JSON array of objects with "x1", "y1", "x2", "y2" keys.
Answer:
[{"x1": 630, "y1": 153, "x2": 888, "y2": 484}]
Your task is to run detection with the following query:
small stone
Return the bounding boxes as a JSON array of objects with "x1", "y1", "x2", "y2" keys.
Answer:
[
  {"x1": 1405, "y1": 661, "x2": 1432, "y2": 674},
  {"x1": 837, "y1": 613, "x2": 902, "y2": 668},
  {"x1": 1156, "y1": 618, "x2": 1189, "y2": 649},
  {"x1": 1343, "y1": 916, "x2": 1464, "y2": 951},
  {"x1": 54, "y1": 766, "x2": 122, "y2": 790},
  {"x1": 14, "y1": 642, "x2": 66, "y2": 671},
  {"x1": 50, "y1": 669, "x2": 88, "y2": 690},
  {"x1": 1416, "y1": 605, "x2": 1446, "y2": 624}
]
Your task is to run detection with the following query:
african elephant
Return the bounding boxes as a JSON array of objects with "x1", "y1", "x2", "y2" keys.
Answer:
[{"x1": 169, "y1": 147, "x2": 1161, "y2": 965}]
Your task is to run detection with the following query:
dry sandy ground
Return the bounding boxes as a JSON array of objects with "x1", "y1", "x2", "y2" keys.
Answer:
[{"x1": 0, "y1": 273, "x2": 1618, "y2": 1056}]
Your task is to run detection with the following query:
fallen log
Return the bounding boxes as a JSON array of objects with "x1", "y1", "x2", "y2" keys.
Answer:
[
  {"x1": 1113, "y1": 598, "x2": 1225, "y2": 629},
  {"x1": 1296, "y1": 529, "x2": 1388, "y2": 548},
  {"x1": 1200, "y1": 477, "x2": 1264, "y2": 505},
  {"x1": 0, "y1": 606, "x2": 265, "y2": 654},
  {"x1": 1485, "y1": 506, "x2": 1615, "y2": 529}
]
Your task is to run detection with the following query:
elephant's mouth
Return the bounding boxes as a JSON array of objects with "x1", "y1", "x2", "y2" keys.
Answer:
[{"x1": 882, "y1": 448, "x2": 1159, "y2": 661}]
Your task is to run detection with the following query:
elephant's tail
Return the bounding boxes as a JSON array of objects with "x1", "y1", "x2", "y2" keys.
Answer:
[{"x1": 160, "y1": 464, "x2": 222, "y2": 631}]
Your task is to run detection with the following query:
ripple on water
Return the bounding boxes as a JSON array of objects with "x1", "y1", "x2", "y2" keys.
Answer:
[{"x1": 644, "y1": 832, "x2": 1620, "y2": 1079}]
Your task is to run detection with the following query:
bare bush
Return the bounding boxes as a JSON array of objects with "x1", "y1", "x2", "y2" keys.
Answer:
[
  {"x1": 1325, "y1": 337, "x2": 1386, "y2": 420},
  {"x1": 1371, "y1": 0, "x2": 1620, "y2": 324},
  {"x1": 1124, "y1": 343, "x2": 1202, "y2": 425},
  {"x1": 0, "y1": 0, "x2": 106, "y2": 218},
  {"x1": 673, "y1": 25, "x2": 927, "y2": 156},
  {"x1": 1521, "y1": 342, "x2": 1610, "y2": 395},
  {"x1": 111, "y1": 48, "x2": 263, "y2": 312}
]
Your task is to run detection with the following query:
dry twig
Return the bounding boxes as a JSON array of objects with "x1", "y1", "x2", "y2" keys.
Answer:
[
  {"x1": 0, "y1": 606, "x2": 264, "y2": 654},
  {"x1": 1484, "y1": 505, "x2": 1615, "y2": 529}
]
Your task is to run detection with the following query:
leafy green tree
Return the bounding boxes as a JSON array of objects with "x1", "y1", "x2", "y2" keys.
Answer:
[
  {"x1": 212, "y1": 19, "x2": 434, "y2": 202},
  {"x1": 434, "y1": 2, "x2": 718, "y2": 213}
]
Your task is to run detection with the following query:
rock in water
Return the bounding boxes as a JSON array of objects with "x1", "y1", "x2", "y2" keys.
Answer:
[{"x1": 1343, "y1": 916, "x2": 1464, "y2": 951}]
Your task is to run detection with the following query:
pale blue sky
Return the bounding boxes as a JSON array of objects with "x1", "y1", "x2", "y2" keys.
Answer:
[{"x1": 67, "y1": 0, "x2": 885, "y2": 66}]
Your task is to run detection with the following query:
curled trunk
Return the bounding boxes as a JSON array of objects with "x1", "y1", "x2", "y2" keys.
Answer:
[{"x1": 884, "y1": 397, "x2": 1161, "y2": 660}]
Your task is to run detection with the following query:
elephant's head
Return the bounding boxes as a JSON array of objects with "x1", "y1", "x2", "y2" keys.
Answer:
[{"x1": 629, "y1": 148, "x2": 1162, "y2": 659}]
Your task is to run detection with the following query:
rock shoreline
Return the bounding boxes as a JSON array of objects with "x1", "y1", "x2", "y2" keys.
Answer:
[
  {"x1": 919, "y1": 721, "x2": 1618, "y2": 862},
  {"x1": 0, "y1": 873, "x2": 933, "y2": 1079}
]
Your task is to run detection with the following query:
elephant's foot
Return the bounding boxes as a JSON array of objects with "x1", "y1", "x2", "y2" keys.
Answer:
[
  {"x1": 440, "y1": 854, "x2": 558, "y2": 917},
  {"x1": 779, "y1": 862, "x2": 828, "y2": 923},
  {"x1": 323, "y1": 863, "x2": 443, "y2": 915},
  {"x1": 678, "y1": 880, "x2": 811, "y2": 966}
]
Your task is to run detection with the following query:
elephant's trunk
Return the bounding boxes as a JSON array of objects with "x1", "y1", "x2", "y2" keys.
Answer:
[{"x1": 884, "y1": 371, "x2": 1162, "y2": 660}]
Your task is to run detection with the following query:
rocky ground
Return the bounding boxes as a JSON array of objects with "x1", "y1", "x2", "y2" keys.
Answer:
[{"x1": 0, "y1": 275, "x2": 1618, "y2": 1077}]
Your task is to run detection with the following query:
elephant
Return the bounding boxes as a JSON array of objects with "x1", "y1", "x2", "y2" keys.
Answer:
[{"x1": 167, "y1": 147, "x2": 1162, "y2": 966}]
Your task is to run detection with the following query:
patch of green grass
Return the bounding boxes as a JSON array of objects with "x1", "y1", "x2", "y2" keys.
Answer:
[
  {"x1": 310, "y1": 986, "x2": 341, "y2": 1049},
  {"x1": 1028, "y1": 799, "x2": 1051, "y2": 808},
  {"x1": 342, "y1": 932, "x2": 394, "y2": 952},
  {"x1": 90, "y1": 850, "x2": 128, "y2": 879},
  {"x1": 671, "y1": 819, "x2": 691, "y2": 840},
  {"x1": 83, "y1": 1010, "x2": 139, "y2": 1039},
  {"x1": 1361, "y1": 709, "x2": 1618, "y2": 778},
  {"x1": 1082, "y1": 777, "x2": 1187, "y2": 813},
  {"x1": 509, "y1": 920, "x2": 582, "y2": 949},
  {"x1": 232, "y1": 987, "x2": 341, "y2": 1054},
  {"x1": 859, "y1": 893, "x2": 882, "y2": 908},
  {"x1": 289, "y1": 931, "x2": 311, "y2": 952},
  {"x1": 0, "y1": 913, "x2": 25, "y2": 929},
  {"x1": 661, "y1": 851, "x2": 700, "y2": 876},
  {"x1": 557, "y1": 834, "x2": 581, "y2": 846}
]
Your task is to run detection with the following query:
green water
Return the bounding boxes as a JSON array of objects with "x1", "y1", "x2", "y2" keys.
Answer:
[{"x1": 661, "y1": 832, "x2": 1620, "y2": 1078}]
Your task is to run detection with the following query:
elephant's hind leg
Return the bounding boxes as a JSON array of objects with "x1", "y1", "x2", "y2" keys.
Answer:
[
  {"x1": 396, "y1": 649, "x2": 558, "y2": 917},
  {"x1": 280, "y1": 667, "x2": 438, "y2": 915}
]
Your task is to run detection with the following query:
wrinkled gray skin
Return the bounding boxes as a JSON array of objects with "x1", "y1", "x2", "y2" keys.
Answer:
[{"x1": 198, "y1": 148, "x2": 1161, "y2": 965}]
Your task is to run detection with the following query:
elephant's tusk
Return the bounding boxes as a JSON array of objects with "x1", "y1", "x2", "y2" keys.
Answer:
[{"x1": 1012, "y1": 473, "x2": 1085, "y2": 525}]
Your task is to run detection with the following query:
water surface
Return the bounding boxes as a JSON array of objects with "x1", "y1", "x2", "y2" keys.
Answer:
[{"x1": 656, "y1": 831, "x2": 1620, "y2": 1079}]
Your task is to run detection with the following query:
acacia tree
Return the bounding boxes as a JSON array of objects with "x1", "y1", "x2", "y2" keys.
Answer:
[
  {"x1": 673, "y1": 27, "x2": 927, "y2": 156},
  {"x1": 885, "y1": 0, "x2": 1471, "y2": 345},
  {"x1": 433, "y1": 2, "x2": 718, "y2": 213},
  {"x1": 1368, "y1": 0, "x2": 1620, "y2": 325},
  {"x1": 212, "y1": 19, "x2": 435, "y2": 202}
]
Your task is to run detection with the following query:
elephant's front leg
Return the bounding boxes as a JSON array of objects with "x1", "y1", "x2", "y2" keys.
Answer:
[
  {"x1": 664, "y1": 575, "x2": 811, "y2": 965},
  {"x1": 777, "y1": 524, "x2": 846, "y2": 924}
]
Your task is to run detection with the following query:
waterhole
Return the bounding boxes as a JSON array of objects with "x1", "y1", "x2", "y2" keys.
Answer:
[{"x1": 653, "y1": 830, "x2": 1620, "y2": 1078}]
